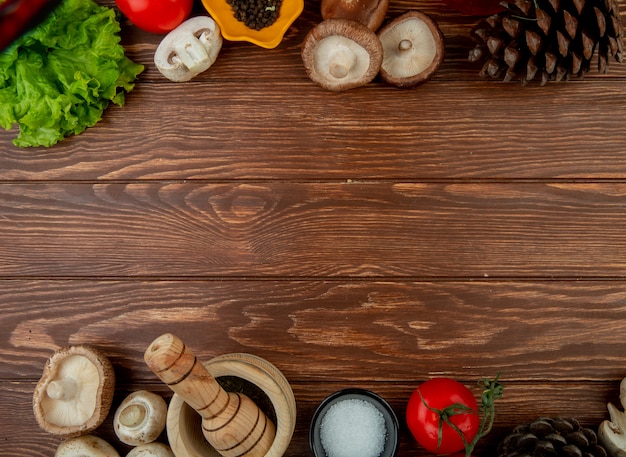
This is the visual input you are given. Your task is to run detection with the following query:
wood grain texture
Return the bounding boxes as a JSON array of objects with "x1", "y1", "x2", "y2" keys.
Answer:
[
  {"x1": 1, "y1": 2, "x2": 626, "y2": 180},
  {"x1": 1, "y1": 182, "x2": 626, "y2": 277},
  {"x1": 2, "y1": 0, "x2": 626, "y2": 455},
  {"x1": 2, "y1": 81, "x2": 626, "y2": 180},
  {"x1": 3, "y1": 280, "x2": 626, "y2": 382}
]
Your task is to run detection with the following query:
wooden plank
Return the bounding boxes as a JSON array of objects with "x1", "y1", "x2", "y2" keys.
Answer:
[
  {"x1": 2, "y1": 0, "x2": 626, "y2": 179},
  {"x1": 2, "y1": 80, "x2": 626, "y2": 180},
  {"x1": 3, "y1": 2, "x2": 626, "y2": 456},
  {"x1": 3, "y1": 279, "x2": 626, "y2": 381},
  {"x1": 1, "y1": 182, "x2": 626, "y2": 277},
  {"x1": 2, "y1": 379, "x2": 620, "y2": 456}
]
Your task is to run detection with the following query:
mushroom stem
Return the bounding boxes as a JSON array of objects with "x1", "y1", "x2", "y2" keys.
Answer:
[
  {"x1": 154, "y1": 16, "x2": 222, "y2": 82},
  {"x1": 398, "y1": 39, "x2": 413, "y2": 52},
  {"x1": 46, "y1": 378, "x2": 79, "y2": 401},
  {"x1": 174, "y1": 39, "x2": 210, "y2": 73},
  {"x1": 118, "y1": 404, "x2": 147, "y2": 429},
  {"x1": 328, "y1": 44, "x2": 357, "y2": 78}
]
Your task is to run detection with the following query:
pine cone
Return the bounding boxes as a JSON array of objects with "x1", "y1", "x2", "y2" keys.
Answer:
[
  {"x1": 469, "y1": 0, "x2": 624, "y2": 84},
  {"x1": 497, "y1": 417, "x2": 608, "y2": 457}
]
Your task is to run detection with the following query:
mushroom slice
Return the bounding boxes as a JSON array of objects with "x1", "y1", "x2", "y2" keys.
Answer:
[
  {"x1": 33, "y1": 345, "x2": 115, "y2": 437},
  {"x1": 114, "y1": 390, "x2": 168, "y2": 446},
  {"x1": 302, "y1": 19, "x2": 383, "y2": 91},
  {"x1": 154, "y1": 16, "x2": 223, "y2": 82},
  {"x1": 377, "y1": 11, "x2": 445, "y2": 88},
  {"x1": 321, "y1": 0, "x2": 390, "y2": 31},
  {"x1": 599, "y1": 377, "x2": 626, "y2": 457},
  {"x1": 55, "y1": 435, "x2": 120, "y2": 457}
]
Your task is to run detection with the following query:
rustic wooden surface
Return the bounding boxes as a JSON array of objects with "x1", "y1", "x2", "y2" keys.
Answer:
[{"x1": 2, "y1": 0, "x2": 626, "y2": 455}]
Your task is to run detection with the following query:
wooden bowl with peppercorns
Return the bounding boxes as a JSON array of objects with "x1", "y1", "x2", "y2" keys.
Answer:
[{"x1": 200, "y1": 0, "x2": 303, "y2": 48}]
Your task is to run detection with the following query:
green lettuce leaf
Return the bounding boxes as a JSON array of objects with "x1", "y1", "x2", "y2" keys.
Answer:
[{"x1": 0, "y1": 0, "x2": 144, "y2": 147}]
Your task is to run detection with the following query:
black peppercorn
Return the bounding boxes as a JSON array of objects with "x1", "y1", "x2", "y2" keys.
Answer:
[{"x1": 226, "y1": 0, "x2": 282, "y2": 30}]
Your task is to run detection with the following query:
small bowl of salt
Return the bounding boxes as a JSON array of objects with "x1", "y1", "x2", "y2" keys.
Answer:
[{"x1": 309, "y1": 388, "x2": 399, "y2": 457}]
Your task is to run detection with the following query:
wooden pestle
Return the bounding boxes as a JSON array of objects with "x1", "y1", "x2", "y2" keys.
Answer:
[{"x1": 144, "y1": 333, "x2": 276, "y2": 457}]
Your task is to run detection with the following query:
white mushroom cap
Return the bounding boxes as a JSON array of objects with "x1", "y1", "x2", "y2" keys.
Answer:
[
  {"x1": 114, "y1": 391, "x2": 168, "y2": 446},
  {"x1": 154, "y1": 16, "x2": 223, "y2": 82},
  {"x1": 126, "y1": 443, "x2": 175, "y2": 457},
  {"x1": 377, "y1": 11, "x2": 445, "y2": 88},
  {"x1": 54, "y1": 435, "x2": 120, "y2": 457},
  {"x1": 302, "y1": 19, "x2": 383, "y2": 91},
  {"x1": 33, "y1": 345, "x2": 115, "y2": 437}
]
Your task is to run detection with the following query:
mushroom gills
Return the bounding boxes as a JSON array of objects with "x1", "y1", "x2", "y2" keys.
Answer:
[
  {"x1": 316, "y1": 36, "x2": 371, "y2": 81},
  {"x1": 376, "y1": 10, "x2": 445, "y2": 88},
  {"x1": 301, "y1": 18, "x2": 383, "y2": 91},
  {"x1": 42, "y1": 354, "x2": 100, "y2": 427},
  {"x1": 381, "y1": 17, "x2": 439, "y2": 79}
]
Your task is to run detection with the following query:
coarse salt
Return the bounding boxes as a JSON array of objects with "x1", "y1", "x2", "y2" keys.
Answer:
[{"x1": 319, "y1": 398, "x2": 387, "y2": 457}]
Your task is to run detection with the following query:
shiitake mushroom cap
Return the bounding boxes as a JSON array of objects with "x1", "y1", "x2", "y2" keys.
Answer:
[
  {"x1": 33, "y1": 344, "x2": 115, "y2": 437},
  {"x1": 377, "y1": 11, "x2": 445, "y2": 88},
  {"x1": 302, "y1": 18, "x2": 383, "y2": 91},
  {"x1": 320, "y1": 0, "x2": 390, "y2": 31}
]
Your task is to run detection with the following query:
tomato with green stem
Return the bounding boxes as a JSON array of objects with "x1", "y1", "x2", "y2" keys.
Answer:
[{"x1": 406, "y1": 374, "x2": 503, "y2": 456}]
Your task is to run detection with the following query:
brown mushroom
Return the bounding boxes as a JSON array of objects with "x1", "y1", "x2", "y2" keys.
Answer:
[
  {"x1": 377, "y1": 11, "x2": 445, "y2": 88},
  {"x1": 320, "y1": 0, "x2": 389, "y2": 31},
  {"x1": 33, "y1": 344, "x2": 115, "y2": 437},
  {"x1": 301, "y1": 19, "x2": 383, "y2": 91}
]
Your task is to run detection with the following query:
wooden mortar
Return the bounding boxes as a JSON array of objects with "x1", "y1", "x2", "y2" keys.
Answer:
[{"x1": 166, "y1": 352, "x2": 296, "y2": 457}]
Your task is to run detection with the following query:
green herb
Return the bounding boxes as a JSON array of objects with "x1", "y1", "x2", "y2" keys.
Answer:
[
  {"x1": 0, "y1": 0, "x2": 144, "y2": 147},
  {"x1": 461, "y1": 373, "x2": 504, "y2": 456}
]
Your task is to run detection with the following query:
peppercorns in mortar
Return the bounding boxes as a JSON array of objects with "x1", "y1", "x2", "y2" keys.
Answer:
[{"x1": 227, "y1": 0, "x2": 283, "y2": 30}]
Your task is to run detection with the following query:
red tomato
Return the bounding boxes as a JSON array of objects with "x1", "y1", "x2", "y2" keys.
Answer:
[
  {"x1": 406, "y1": 378, "x2": 480, "y2": 455},
  {"x1": 115, "y1": 0, "x2": 193, "y2": 34}
]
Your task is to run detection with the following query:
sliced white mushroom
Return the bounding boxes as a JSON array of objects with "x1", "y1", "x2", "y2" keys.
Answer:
[
  {"x1": 301, "y1": 19, "x2": 383, "y2": 91},
  {"x1": 599, "y1": 377, "x2": 626, "y2": 457},
  {"x1": 114, "y1": 390, "x2": 168, "y2": 446},
  {"x1": 54, "y1": 435, "x2": 120, "y2": 457},
  {"x1": 154, "y1": 16, "x2": 223, "y2": 82},
  {"x1": 126, "y1": 442, "x2": 175, "y2": 457},
  {"x1": 377, "y1": 11, "x2": 445, "y2": 88},
  {"x1": 33, "y1": 345, "x2": 115, "y2": 437}
]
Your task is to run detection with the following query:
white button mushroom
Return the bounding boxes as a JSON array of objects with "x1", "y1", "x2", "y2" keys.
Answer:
[
  {"x1": 377, "y1": 11, "x2": 445, "y2": 88},
  {"x1": 599, "y1": 377, "x2": 626, "y2": 457},
  {"x1": 301, "y1": 19, "x2": 383, "y2": 91},
  {"x1": 54, "y1": 435, "x2": 120, "y2": 457},
  {"x1": 126, "y1": 442, "x2": 175, "y2": 457},
  {"x1": 114, "y1": 390, "x2": 168, "y2": 446},
  {"x1": 154, "y1": 16, "x2": 223, "y2": 82},
  {"x1": 33, "y1": 345, "x2": 115, "y2": 437}
]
